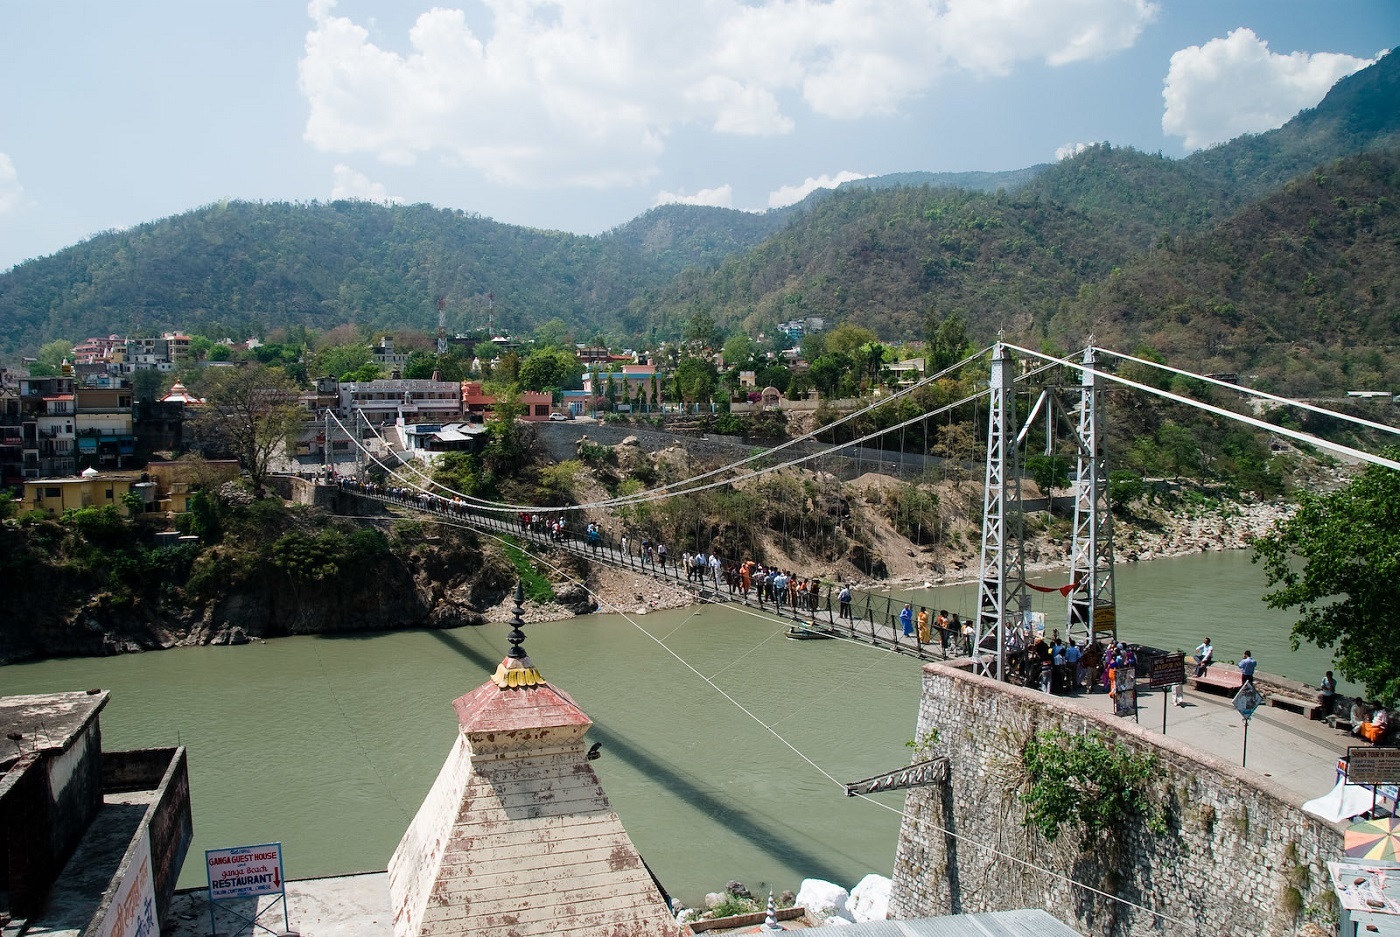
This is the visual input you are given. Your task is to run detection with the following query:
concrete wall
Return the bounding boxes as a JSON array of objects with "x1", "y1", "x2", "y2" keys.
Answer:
[
  {"x1": 889, "y1": 662, "x2": 1339, "y2": 937},
  {"x1": 0, "y1": 719, "x2": 103, "y2": 917},
  {"x1": 94, "y1": 747, "x2": 193, "y2": 933},
  {"x1": 0, "y1": 753, "x2": 54, "y2": 916}
]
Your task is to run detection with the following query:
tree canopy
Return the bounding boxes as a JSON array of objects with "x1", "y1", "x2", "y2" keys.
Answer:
[
  {"x1": 1253, "y1": 452, "x2": 1400, "y2": 703},
  {"x1": 191, "y1": 366, "x2": 304, "y2": 496}
]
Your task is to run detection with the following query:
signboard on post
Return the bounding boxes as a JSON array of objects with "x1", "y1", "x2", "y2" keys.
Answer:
[
  {"x1": 206, "y1": 843, "x2": 289, "y2": 937},
  {"x1": 1149, "y1": 653, "x2": 1186, "y2": 690},
  {"x1": 1234, "y1": 685, "x2": 1263, "y2": 768},
  {"x1": 1234, "y1": 685, "x2": 1263, "y2": 719},
  {"x1": 207, "y1": 843, "x2": 285, "y2": 900},
  {"x1": 1113, "y1": 667, "x2": 1137, "y2": 718},
  {"x1": 1348, "y1": 747, "x2": 1400, "y2": 786}
]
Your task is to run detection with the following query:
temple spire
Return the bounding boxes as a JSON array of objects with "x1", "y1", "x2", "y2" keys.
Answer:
[{"x1": 491, "y1": 580, "x2": 546, "y2": 688}]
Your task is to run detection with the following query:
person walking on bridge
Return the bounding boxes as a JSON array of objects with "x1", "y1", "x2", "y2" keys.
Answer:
[{"x1": 900, "y1": 603, "x2": 914, "y2": 637}]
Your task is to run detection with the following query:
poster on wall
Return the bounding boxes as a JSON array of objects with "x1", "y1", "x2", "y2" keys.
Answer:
[
  {"x1": 1114, "y1": 667, "x2": 1137, "y2": 717},
  {"x1": 96, "y1": 830, "x2": 158, "y2": 937}
]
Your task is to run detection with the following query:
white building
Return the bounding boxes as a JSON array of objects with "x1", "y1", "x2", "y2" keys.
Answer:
[{"x1": 338, "y1": 379, "x2": 463, "y2": 425}]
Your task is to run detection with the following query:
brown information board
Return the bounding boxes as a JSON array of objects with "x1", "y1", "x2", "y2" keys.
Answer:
[
  {"x1": 1347, "y1": 746, "x2": 1400, "y2": 785},
  {"x1": 1149, "y1": 653, "x2": 1186, "y2": 690}
]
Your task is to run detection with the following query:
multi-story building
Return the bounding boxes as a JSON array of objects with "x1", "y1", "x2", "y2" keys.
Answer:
[
  {"x1": 162, "y1": 331, "x2": 192, "y2": 362},
  {"x1": 35, "y1": 394, "x2": 77, "y2": 478},
  {"x1": 337, "y1": 378, "x2": 463, "y2": 425},
  {"x1": 74, "y1": 386, "x2": 136, "y2": 469},
  {"x1": 123, "y1": 337, "x2": 176, "y2": 372},
  {"x1": 370, "y1": 335, "x2": 411, "y2": 373},
  {"x1": 72, "y1": 334, "x2": 126, "y2": 363},
  {"x1": 0, "y1": 379, "x2": 21, "y2": 488},
  {"x1": 461, "y1": 381, "x2": 552, "y2": 421},
  {"x1": 18, "y1": 377, "x2": 78, "y2": 478}
]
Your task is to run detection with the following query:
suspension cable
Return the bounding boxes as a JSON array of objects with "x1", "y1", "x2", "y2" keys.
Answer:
[
  {"x1": 1003, "y1": 343, "x2": 1400, "y2": 472},
  {"x1": 1096, "y1": 345, "x2": 1400, "y2": 439},
  {"x1": 338, "y1": 346, "x2": 997, "y2": 514},
  {"x1": 381, "y1": 506, "x2": 1190, "y2": 930},
  {"x1": 331, "y1": 358, "x2": 1064, "y2": 518}
]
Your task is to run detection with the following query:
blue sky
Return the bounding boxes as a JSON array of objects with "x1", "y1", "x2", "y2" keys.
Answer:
[{"x1": 0, "y1": 1, "x2": 1393, "y2": 272}]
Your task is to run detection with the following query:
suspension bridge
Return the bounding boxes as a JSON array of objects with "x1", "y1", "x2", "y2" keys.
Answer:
[{"x1": 322, "y1": 340, "x2": 1400, "y2": 682}]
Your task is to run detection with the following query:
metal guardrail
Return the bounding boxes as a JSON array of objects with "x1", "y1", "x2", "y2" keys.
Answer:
[{"x1": 334, "y1": 482, "x2": 968, "y2": 663}]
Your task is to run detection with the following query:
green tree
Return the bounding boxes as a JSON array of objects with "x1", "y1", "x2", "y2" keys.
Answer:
[
  {"x1": 1156, "y1": 423, "x2": 1199, "y2": 481},
  {"x1": 925, "y1": 311, "x2": 970, "y2": 372},
  {"x1": 1025, "y1": 454, "x2": 1071, "y2": 506},
  {"x1": 533, "y1": 317, "x2": 572, "y2": 348},
  {"x1": 808, "y1": 354, "x2": 847, "y2": 398},
  {"x1": 756, "y1": 363, "x2": 791, "y2": 394},
  {"x1": 315, "y1": 343, "x2": 370, "y2": 381},
  {"x1": 800, "y1": 331, "x2": 828, "y2": 362},
  {"x1": 518, "y1": 348, "x2": 582, "y2": 392},
  {"x1": 38, "y1": 339, "x2": 74, "y2": 369},
  {"x1": 131, "y1": 368, "x2": 165, "y2": 403},
  {"x1": 683, "y1": 311, "x2": 721, "y2": 350},
  {"x1": 432, "y1": 452, "x2": 479, "y2": 497},
  {"x1": 1108, "y1": 470, "x2": 1146, "y2": 513},
  {"x1": 673, "y1": 356, "x2": 718, "y2": 404},
  {"x1": 860, "y1": 341, "x2": 888, "y2": 387},
  {"x1": 721, "y1": 333, "x2": 758, "y2": 368},
  {"x1": 1254, "y1": 452, "x2": 1400, "y2": 703},
  {"x1": 826, "y1": 323, "x2": 877, "y2": 356},
  {"x1": 192, "y1": 366, "x2": 305, "y2": 496},
  {"x1": 342, "y1": 362, "x2": 382, "y2": 383}
]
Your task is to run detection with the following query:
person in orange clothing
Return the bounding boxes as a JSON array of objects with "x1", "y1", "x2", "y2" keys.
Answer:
[
  {"x1": 916, "y1": 607, "x2": 931, "y2": 644},
  {"x1": 1357, "y1": 704, "x2": 1389, "y2": 743}
]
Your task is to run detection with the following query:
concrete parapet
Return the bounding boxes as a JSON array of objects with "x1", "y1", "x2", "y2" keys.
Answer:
[{"x1": 889, "y1": 661, "x2": 1341, "y2": 937}]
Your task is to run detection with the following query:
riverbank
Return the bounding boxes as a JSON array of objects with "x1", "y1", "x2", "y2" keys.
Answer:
[{"x1": 493, "y1": 495, "x2": 1298, "y2": 623}]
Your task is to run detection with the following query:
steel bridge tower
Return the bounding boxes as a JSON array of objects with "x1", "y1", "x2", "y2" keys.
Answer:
[
  {"x1": 974, "y1": 343, "x2": 1028, "y2": 681},
  {"x1": 1066, "y1": 346, "x2": 1117, "y2": 646}
]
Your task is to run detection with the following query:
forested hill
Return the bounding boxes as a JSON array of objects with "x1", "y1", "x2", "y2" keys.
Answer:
[
  {"x1": 0, "y1": 200, "x2": 673, "y2": 354},
  {"x1": 0, "y1": 51, "x2": 1396, "y2": 363},
  {"x1": 1018, "y1": 48, "x2": 1400, "y2": 240},
  {"x1": 1052, "y1": 147, "x2": 1400, "y2": 394}
]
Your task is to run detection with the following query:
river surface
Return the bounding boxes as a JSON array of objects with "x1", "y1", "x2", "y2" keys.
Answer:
[{"x1": 2, "y1": 549, "x2": 1345, "y2": 903}]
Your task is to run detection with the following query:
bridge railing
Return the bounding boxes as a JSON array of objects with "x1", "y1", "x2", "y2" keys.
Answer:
[{"x1": 332, "y1": 479, "x2": 965, "y2": 662}]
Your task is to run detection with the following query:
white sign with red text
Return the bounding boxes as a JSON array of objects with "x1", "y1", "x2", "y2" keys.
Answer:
[
  {"x1": 97, "y1": 830, "x2": 158, "y2": 937},
  {"x1": 206, "y1": 843, "x2": 285, "y2": 901}
]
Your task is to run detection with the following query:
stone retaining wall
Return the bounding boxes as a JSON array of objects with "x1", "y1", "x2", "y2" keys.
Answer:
[
  {"x1": 889, "y1": 662, "x2": 1340, "y2": 937},
  {"x1": 532, "y1": 422, "x2": 952, "y2": 482}
]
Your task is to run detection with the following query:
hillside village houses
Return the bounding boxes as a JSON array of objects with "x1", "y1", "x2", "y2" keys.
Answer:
[{"x1": 4, "y1": 322, "x2": 901, "y2": 494}]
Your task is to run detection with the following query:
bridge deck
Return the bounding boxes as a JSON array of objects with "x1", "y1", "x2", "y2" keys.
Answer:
[{"x1": 342, "y1": 485, "x2": 965, "y2": 664}]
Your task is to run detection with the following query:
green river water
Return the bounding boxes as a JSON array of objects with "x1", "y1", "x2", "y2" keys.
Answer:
[{"x1": 1, "y1": 549, "x2": 1347, "y2": 904}]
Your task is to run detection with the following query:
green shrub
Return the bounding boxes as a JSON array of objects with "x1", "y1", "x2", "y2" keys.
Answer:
[
  {"x1": 1020, "y1": 728, "x2": 1164, "y2": 848},
  {"x1": 706, "y1": 895, "x2": 761, "y2": 919}
]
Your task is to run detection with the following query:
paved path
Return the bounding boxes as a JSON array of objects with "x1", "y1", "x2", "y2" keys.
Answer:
[{"x1": 1059, "y1": 678, "x2": 1364, "y2": 812}]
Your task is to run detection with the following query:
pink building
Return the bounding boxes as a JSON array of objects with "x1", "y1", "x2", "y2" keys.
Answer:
[{"x1": 461, "y1": 382, "x2": 553, "y2": 421}]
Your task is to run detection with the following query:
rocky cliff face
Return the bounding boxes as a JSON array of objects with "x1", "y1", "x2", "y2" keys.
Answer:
[{"x1": 0, "y1": 527, "x2": 518, "y2": 663}]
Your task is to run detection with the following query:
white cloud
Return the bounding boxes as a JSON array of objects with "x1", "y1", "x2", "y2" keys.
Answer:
[
  {"x1": 1162, "y1": 29, "x2": 1377, "y2": 150},
  {"x1": 654, "y1": 185, "x2": 734, "y2": 209},
  {"x1": 329, "y1": 164, "x2": 402, "y2": 203},
  {"x1": 1056, "y1": 141, "x2": 1097, "y2": 161},
  {"x1": 768, "y1": 170, "x2": 871, "y2": 208},
  {"x1": 0, "y1": 153, "x2": 24, "y2": 214},
  {"x1": 299, "y1": 0, "x2": 1158, "y2": 189}
]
